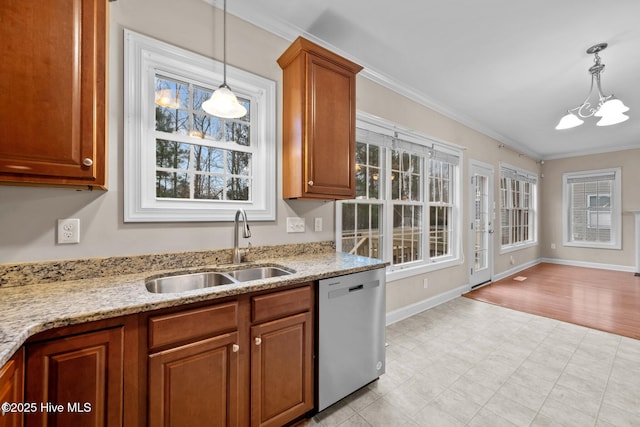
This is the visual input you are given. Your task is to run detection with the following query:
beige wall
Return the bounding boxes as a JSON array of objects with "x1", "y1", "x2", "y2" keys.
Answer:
[
  {"x1": 540, "y1": 149, "x2": 640, "y2": 267},
  {"x1": 0, "y1": 0, "x2": 543, "y2": 315}
]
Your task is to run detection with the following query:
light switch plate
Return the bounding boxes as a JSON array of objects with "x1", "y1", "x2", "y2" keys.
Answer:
[{"x1": 286, "y1": 217, "x2": 305, "y2": 233}]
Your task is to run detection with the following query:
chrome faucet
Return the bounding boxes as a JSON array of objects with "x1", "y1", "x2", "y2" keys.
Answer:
[{"x1": 232, "y1": 209, "x2": 251, "y2": 264}]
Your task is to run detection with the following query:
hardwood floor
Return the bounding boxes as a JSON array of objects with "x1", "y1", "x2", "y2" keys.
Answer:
[{"x1": 464, "y1": 262, "x2": 640, "y2": 340}]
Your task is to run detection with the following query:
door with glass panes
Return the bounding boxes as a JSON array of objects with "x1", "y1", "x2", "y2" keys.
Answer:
[{"x1": 469, "y1": 161, "x2": 494, "y2": 288}]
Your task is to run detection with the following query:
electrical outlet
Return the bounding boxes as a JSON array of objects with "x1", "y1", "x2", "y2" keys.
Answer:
[
  {"x1": 423, "y1": 278, "x2": 429, "y2": 289},
  {"x1": 314, "y1": 217, "x2": 323, "y2": 232},
  {"x1": 551, "y1": 243, "x2": 556, "y2": 249},
  {"x1": 57, "y1": 218, "x2": 80, "y2": 244},
  {"x1": 286, "y1": 217, "x2": 305, "y2": 233}
]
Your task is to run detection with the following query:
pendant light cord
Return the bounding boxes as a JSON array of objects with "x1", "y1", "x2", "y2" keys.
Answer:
[{"x1": 222, "y1": 0, "x2": 227, "y2": 86}]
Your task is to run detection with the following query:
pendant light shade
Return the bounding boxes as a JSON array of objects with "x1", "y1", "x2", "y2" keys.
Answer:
[
  {"x1": 596, "y1": 112, "x2": 630, "y2": 127},
  {"x1": 594, "y1": 98, "x2": 629, "y2": 117},
  {"x1": 202, "y1": 84, "x2": 247, "y2": 118},
  {"x1": 202, "y1": 0, "x2": 247, "y2": 119},
  {"x1": 555, "y1": 112, "x2": 584, "y2": 130}
]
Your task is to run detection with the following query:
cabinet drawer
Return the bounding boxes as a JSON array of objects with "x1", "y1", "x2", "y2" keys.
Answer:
[
  {"x1": 149, "y1": 301, "x2": 238, "y2": 351},
  {"x1": 252, "y1": 285, "x2": 312, "y2": 323}
]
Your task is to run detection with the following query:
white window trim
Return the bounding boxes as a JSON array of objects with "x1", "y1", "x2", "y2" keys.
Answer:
[
  {"x1": 124, "y1": 29, "x2": 276, "y2": 222},
  {"x1": 498, "y1": 162, "x2": 538, "y2": 254},
  {"x1": 336, "y1": 112, "x2": 464, "y2": 280},
  {"x1": 562, "y1": 167, "x2": 622, "y2": 249}
]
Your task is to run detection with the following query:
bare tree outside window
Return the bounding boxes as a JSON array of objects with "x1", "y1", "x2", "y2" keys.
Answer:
[{"x1": 154, "y1": 75, "x2": 252, "y2": 201}]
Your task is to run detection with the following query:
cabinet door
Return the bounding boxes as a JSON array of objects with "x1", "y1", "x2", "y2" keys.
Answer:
[
  {"x1": 148, "y1": 332, "x2": 240, "y2": 427},
  {"x1": 251, "y1": 312, "x2": 313, "y2": 427},
  {"x1": 304, "y1": 53, "x2": 356, "y2": 198},
  {"x1": 25, "y1": 327, "x2": 124, "y2": 427},
  {"x1": 0, "y1": 349, "x2": 24, "y2": 427},
  {"x1": 0, "y1": 0, "x2": 107, "y2": 188}
]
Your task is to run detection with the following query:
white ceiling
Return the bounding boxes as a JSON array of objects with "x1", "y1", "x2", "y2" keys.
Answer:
[{"x1": 224, "y1": 0, "x2": 640, "y2": 160}]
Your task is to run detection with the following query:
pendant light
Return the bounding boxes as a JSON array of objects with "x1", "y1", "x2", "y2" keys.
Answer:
[
  {"x1": 555, "y1": 43, "x2": 629, "y2": 130},
  {"x1": 202, "y1": 0, "x2": 247, "y2": 119}
]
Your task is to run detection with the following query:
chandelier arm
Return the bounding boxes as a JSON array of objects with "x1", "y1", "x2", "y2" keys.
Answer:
[
  {"x1": 593, "y1": 72, "x2": 612, "y2": 105},
  {"x1": 574, "y1": 74, "x2": 597, "y2": 118}
]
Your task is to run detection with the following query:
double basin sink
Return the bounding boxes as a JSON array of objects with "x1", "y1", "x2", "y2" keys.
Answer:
[{"x1": 145, "y1": 265, "x2": 294, "y2": 294}]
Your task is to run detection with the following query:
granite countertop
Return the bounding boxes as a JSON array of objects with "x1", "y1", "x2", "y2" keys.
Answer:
[{"x1": 0, "y1": 250, "x2": 386, "y2": 367}]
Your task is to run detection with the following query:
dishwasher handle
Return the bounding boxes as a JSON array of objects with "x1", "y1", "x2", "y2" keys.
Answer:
[{"x1": 327, "y1": 280, "x2": 379, "y2": 299}]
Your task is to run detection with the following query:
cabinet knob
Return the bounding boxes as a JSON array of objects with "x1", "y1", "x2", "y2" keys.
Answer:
[
  {"x1": 232, "y1": 344, "x2": 239, "y2": 353},
  {"x1": 255, "y1": 337, "x2": 262, "y2": 346},
  {"x1": 308, "y1": 180, "x2": 314, "y2": 186},
  {"x1": 82, "y1": 158, "x2": 94, "y2": 167}
]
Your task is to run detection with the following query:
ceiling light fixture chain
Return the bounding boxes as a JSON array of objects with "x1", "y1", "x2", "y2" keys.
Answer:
[{"x1": 555, "y1": 42, "x2": 629, "y2": 130}]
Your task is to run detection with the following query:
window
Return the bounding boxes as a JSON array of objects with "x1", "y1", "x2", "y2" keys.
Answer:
[
  {"x1": 562, "y1": 168, "x2": 621, "y2": 249},
  {"x1": 337, "y1": 113, "x2": 462, "y2": 278},
  {"x1": 499, "y1": 164, "x2": 537, "y2": 251},
  {"x1": 124, "y1": 30, "x2": 276, "y2": 222}
]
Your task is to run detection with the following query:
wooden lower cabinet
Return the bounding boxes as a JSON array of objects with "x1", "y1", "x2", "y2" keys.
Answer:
[
  {"x1": 250, "y1": 312, "x2": 313, "y2": 427},
  {"x1": 148, "y1": 332, "x2": 240, "y2": 427},
  {"x1": 0, "y1": 349, "x2": 24, "y2": 427},
  {"x1": 24, "y1": 327, "x2": 124, "y2": 427},
  {"x1": 146, "y1": 284, "x2": 315, "y2": 427}
]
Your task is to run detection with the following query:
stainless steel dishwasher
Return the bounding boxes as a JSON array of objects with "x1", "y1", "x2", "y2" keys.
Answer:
[{"x1": 317, "y1": 267, "x2": 386, "y2": 411}]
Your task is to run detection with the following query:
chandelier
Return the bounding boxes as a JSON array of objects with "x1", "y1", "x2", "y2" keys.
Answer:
[{"x1": 555, "y1": 43, "x2": 629, "y2": 130}]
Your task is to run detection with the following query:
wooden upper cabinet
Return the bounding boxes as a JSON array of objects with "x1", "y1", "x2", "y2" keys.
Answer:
[
  {"x1": 0, "y1": 0, "x2": 107, "y2": 189},
  {"x1": 278, "y1": 37, "x2": 362, "y2": 200}
]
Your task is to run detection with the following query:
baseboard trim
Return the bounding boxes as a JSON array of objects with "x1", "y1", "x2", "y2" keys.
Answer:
[
  {"x1": 492, "y1": 258, "x2": 542, "y2": 282},
  {"x1": 386, "y1": 284, "x2": 468, "y2": 326},
  {"x1": 541, "y1": 257, "x2": 636, "y2": 273}
]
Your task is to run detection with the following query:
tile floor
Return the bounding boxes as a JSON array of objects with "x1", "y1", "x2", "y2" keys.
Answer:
[{"x1": 308, "y1": 297, "x2": 640, "y2": 426}]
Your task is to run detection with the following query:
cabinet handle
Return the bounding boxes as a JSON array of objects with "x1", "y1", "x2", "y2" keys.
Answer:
[
  {"x1": 308, "y1": 180, "x2": 314, "y2": 186},
  {"x1": 232, "y1": 344, "x2": 239, "y2": 353},
  {"x1": 82, "y1": 158, "x2": 94, "y2": 167},
  {"x1": 255, "y1": 337, "x2": 262, "y2": 346}
]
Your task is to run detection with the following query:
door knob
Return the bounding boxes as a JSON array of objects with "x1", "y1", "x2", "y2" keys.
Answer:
[
  {"x1": 255, "y1": 337, "x2": 262, "y2": 346},
  {"x1": 232, "y1": 344, "x2": 239, "y2": 352},
  {"x1": 82, "y1": 158, "x2": 93, "y2": 167}
]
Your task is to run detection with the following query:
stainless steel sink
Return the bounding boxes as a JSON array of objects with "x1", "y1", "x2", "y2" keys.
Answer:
[
  {"x1": 145, "y1": 271, "x2": 235, "y2": 293},
  {"x1": 145, "y1": 266, "x2": 294, "y2": 293},
  {"x1": 225, "y1": 266, "x2": 293, "y2": 282}
]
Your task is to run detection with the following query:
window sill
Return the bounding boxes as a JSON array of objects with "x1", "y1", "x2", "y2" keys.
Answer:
[
  {"x1": 499, "y1": 241, "x2": 537, "y2": 255},
  {"x1": 386, "y1": 257, "x2": 463, "y2": 282},
  {"x1": 563, "y1": 241, "x2": 621, "y2": 250}
]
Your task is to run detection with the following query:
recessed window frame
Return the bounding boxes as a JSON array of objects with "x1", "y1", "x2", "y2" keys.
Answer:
[
  {"x1": 562, "y1": 167, "x2": 621, "y2": 249},
  {"x1": 499, "y1": 163, "x2": 538, "y2": 253},
  {"x1": 124, "y1": 29, "x2": 276, "y2": 222},
  {"x1": 336, "y1": 112, "x2": 463, "y2": 281}
]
